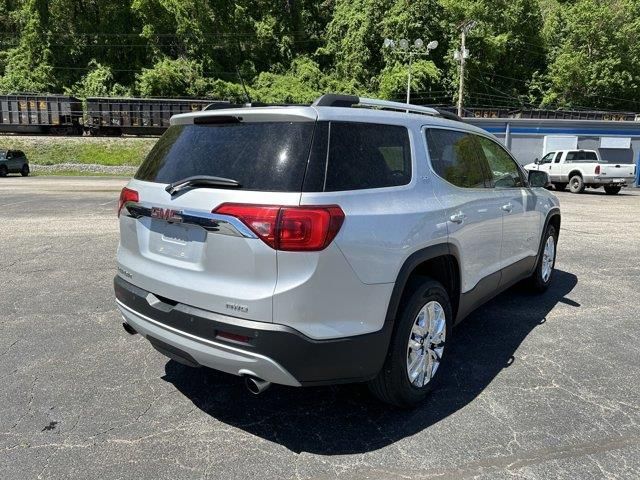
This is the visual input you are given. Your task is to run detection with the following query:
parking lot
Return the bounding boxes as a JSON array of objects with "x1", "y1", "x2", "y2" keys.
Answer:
[{"x1": 1, "y1": 176, "x2": 639, "y2": 479}]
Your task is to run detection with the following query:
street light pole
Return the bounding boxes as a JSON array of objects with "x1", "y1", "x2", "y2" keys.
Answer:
[
  {"x1": 406, "y1": 52, "x2": 413, "y2": 104},
  {"x1": 383, "y1": 38, "x2": 438, "y2": 105}
]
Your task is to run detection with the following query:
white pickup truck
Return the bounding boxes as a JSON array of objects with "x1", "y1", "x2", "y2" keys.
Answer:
[{"x1": 524, "y1": 149, "x2": 636, "y2": 194}]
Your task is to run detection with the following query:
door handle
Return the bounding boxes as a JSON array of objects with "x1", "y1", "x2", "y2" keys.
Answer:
[
  {"x1": 501, "y1": 203, "x2": 513, "y2": 213},
  {"x1": 450, "y1": 211, "x2": 467, "y2": 224}
]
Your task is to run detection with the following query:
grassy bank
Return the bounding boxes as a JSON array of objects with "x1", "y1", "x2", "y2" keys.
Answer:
[{"x1": 0, "y1": 135, "x2": 157, "y2": 166}]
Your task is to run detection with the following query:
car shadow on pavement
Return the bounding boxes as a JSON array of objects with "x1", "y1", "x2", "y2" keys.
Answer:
[
  {"x1": 556, "y1": 189, "x2": 638, "y2": 196},
  {"x1": 162, "y1": 270, "x2": 578, "y2": 455}
]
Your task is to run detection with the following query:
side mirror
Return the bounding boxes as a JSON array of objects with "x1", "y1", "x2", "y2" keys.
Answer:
[
  {"x1": 528, "y1": 169, "x2": 550, "y2": 188},
  {"x1": 533, "y1": 158, "x2": 540, "y2": 165}
]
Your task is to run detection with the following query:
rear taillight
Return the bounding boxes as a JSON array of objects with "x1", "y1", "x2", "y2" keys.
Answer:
[
  {"x1": 595, "y1": 165, "x2": 601, "y2": 174},
  {"x1": 117, "y1": 187, "x2": 138, "y2": 217},
  {"x1": 214, "y1": 203, "x2": 345, "y2": 251}
]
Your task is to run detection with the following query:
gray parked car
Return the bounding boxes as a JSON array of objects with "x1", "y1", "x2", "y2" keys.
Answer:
[
  {"x1": 0, "y1": 149, "x2": 30, "y2": 176},
  {"x1": 114, "y1": 94, "x2": 561, "y2": 407}
]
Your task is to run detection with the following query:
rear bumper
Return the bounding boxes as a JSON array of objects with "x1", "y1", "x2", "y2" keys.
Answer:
[
  {"x1": 591, "y1": 176, "x2": 634, "y2": 186},
  {"x1": 114, "y1": 276, "x2": 389, "y2": 386}
]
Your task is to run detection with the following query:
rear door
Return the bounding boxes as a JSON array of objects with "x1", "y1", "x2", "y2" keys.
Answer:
[
  {"x1": 15, "y1": 151, "x2": 26, "y2": 170},
  {"x1": 117, "y1": 110, "x2": 317, "y2": 322},
  {"x1": 6, "y1": 150, "x2": 18, "y2": 171},
  {"x1": 425, "y1": 128, "x2": 504, "y2": 295}
]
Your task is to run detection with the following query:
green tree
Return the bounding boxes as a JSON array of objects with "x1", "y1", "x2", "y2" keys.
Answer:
[
  {"x1": 65, "y1": 61, "x2": 130, "y2": 97},
  {"x1": 136, "y1": 57, "x2": 212, "y2": 97},
  {"x1": 0, "y1": 0, "x2": 54, "y2": 93},
  {"x1": 0, "y1": 0, "x2": 638, "y2": 113},
  {"x1": 540, "y1": 0, "x2": 640, "y2": 110},
  {"x1": 440, "y1": 0, "x2": 547, "y2": 108}
]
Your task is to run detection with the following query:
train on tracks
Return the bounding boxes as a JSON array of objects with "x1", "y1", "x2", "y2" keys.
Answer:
[
  {"x1": 0, "y1": 94, "x2": 228, "y2": 136},
  {"x1": 1, "y1": 93, "x2": 638, "y2": 136}
]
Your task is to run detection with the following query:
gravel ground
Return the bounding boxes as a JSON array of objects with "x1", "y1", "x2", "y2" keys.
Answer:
[
  {"x1": 0, "y1": 177, "x2": 639, "y2": 480},
  {"x1": 30, "y1": 163, "x2": 137, "y2": 175}
]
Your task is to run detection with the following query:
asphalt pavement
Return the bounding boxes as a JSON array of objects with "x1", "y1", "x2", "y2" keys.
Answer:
[{"x1": 1, "y1": 176, "x2": 639, "y2": 479}]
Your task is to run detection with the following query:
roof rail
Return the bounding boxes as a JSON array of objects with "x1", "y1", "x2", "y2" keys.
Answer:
[
  {"x1": 432, "y1": 108, "x2": 463, "y2": 122},
  {"x1": 311, "y1": 94, "x2": 463, "y2": 121},
  {"x1": 203, "y1": 101, "x2": 306, "y2": 110},
  {"x1": 312, "y1": 94, "x2": 359, "y2": 107}
]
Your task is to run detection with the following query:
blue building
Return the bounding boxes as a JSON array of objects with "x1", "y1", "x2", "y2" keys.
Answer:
[{"x1": 466, "y1": 117, "x2": 640, "y2": 186}]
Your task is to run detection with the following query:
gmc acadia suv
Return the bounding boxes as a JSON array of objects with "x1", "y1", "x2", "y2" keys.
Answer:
[{"x1": 114, "y1": 94, "x2": 560, "y2": 407}]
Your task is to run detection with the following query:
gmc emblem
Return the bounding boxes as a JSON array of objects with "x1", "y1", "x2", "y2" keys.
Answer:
[{"x1": 150, "y1": 207, "x2": 183, "y2": 223}]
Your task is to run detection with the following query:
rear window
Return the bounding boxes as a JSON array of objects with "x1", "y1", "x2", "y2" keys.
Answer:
[
  {"x1": 324, "y1": 122, "x2": 411, "y2": 191},
  {"x1": 135, "y1": 122, "x2": 315, "y2": 191}
]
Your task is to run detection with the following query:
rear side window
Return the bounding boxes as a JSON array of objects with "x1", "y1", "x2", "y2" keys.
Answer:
[
  {"x1": 566, "y1": 151, "x2": 598, "y2": 163},
  {"x1": 324, "y1": 122, "x2": 411, "y2": 191},
  {"x1": 425, "y1": 129, "x2": 491, "y2": 188},
  {"x1": 135, "y1": 122, "x2": 315, "y2": 191}
]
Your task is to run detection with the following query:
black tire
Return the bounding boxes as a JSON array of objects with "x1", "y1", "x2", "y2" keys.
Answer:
[
  {"x1": 368, "y1": 278, "x2": 452, "y2": 408},
  {"x1": 0, "y1": 165, "x2": 7, "y2": 177},
  {"x1": 604, "y1": 186, "x2": 621, "y2": 195},
  {"x1": 569, "y1": 175, "x2": 584, "y2": 193},
  {"x1": 529, "y1": 225, "x2": 557, "y2": 293},
  {"x1": 553, "y1": 182, "x2": 567, "y2": 192},
  {"x1": 20, "y1": 164, "x2": 30, "y2": 177}
]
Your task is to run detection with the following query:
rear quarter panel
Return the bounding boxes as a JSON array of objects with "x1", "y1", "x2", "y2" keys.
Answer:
[
  {"x1": 299, "y1": 124, "x2": 448, "y2": 286},
  {"x1": 285, "y1": 125, "x2": 448, "y2": 338}
]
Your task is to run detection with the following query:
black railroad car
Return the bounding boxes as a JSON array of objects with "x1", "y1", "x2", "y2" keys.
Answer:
[
  {"x1": 511, "y1": 109, "x2": 637, "y2": 122},
  {"x1": 86, "y1": 97, "x2": 229, "y2": 135},
  {"x1": 0, "y1": 94, "x2": 83, "y2": 135}
]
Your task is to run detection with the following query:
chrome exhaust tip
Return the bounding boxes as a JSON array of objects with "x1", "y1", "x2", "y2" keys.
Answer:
[
  {"x1": 122, "y1": 322, "x2": 138, "y2": 335},
  {"x1": 244, "y1": 376, "x2": 271, "y2": 395}
]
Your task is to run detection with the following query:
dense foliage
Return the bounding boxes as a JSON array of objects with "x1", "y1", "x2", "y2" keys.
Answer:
[{"x1": 0, "y1": 0, "x2": 638, "y2": 111}]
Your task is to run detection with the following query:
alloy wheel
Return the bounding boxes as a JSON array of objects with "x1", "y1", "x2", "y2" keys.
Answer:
[{"x1": 406, "y1": 301, "x2": 446, "y2": 387}]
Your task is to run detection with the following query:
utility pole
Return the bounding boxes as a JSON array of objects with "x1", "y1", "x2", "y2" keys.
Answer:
[{"x1": 455, "y1": 21, "x2": 475, "y2": 117}]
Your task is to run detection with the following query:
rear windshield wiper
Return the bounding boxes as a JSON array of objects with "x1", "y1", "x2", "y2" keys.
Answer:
[{"x1": 165, "y1": 175, "x2": 241, "y2": 195}]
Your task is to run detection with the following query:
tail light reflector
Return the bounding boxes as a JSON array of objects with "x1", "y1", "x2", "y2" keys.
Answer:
[
  {"x1": 595, "y1": 165, "x2": 601, "y2": 174},
  {"x1": 214, "y1": 203, "x2": 345, "y2": 251},
  {"x1": 118, "y1": 187, "x2": 139, "y2": 217},
  {"x1": 216, "y1": 330, "x2": 251, "y2": 344}
]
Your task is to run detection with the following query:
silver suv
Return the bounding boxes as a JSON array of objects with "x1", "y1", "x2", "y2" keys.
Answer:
[{"x1": 114, "y1": 94, "x2": 561, "y2": 407}]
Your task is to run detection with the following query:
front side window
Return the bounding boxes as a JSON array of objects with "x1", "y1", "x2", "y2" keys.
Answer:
[
  {"x1": 540, "y1": 152, "x2": 554, "y2": 164},
  {"x1": 478, "y1": 136, "x2": 525, "y2": 188},
  {"x1": 425, "y1": 129, "x2": 491, "y2": 188},
  {"x1": 324, "y1": 122, "x2": 411, "y2": 191},
  {"x1": 554, "y1": 152, "x2": 563, "y2": 163}
]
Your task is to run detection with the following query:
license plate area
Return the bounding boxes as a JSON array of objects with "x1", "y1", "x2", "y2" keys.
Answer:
[{"x1": 148, "y1": 219, "x2": 206, "y2": 262}]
